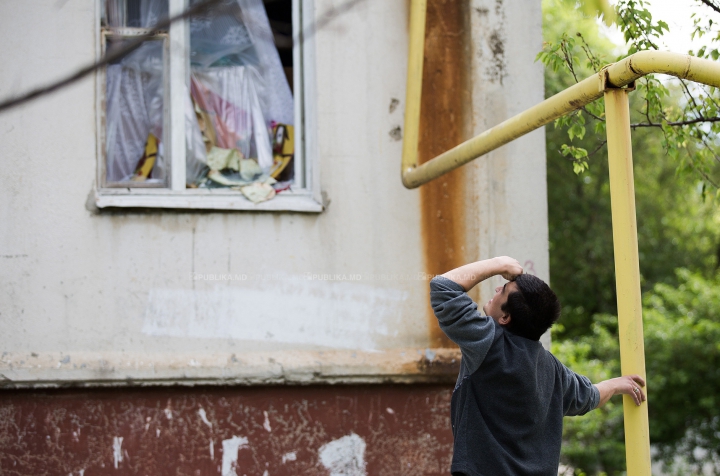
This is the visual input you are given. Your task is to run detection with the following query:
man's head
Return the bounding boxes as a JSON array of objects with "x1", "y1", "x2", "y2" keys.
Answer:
[{"x1": 482, "y1": 274, "x2": 561, "y2": 340}]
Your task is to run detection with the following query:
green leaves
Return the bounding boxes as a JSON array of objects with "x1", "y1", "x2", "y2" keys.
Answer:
[
  {"x1": 543, "y1": 0, "x2": 720, "y2": 472},
  {"x1": 560, "y1": 144, "x2": 589, "y2": 174},
  {"x1": 539, "y1": 0, "x2": 720, "y2": 190},
  {"x1": 616, "y1": 0, "x2": 669, "y2": 53},
  {"x1": 556, "y1": 271, "x2": 720, "y2": 474},
  {"x1": 536, "y1": 42, "x2": 567, "y2": 72}
]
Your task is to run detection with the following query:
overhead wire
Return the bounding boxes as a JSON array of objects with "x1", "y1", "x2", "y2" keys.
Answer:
[{"x1": 0, "y1": 0, "x2": 367, "y2": 114}]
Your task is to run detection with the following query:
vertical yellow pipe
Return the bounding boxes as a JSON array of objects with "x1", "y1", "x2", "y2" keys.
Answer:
[
  {"x1": 401, "y1": 0, "x2": 427, "y2": 174},
  {"x1": 604, "y1": 88, "x2": 651, "y2": 475}
]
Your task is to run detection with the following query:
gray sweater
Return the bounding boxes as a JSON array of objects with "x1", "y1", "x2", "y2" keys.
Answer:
[{"x1": 430, "y1": 276, "x2": 599, "y2": 476}]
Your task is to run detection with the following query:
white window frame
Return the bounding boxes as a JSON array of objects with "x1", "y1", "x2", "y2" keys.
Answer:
[{"x1": 94, "y1": 0, "x2": 321, "y2": 212}]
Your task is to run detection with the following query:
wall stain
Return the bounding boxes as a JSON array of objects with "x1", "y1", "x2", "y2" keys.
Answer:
[
  {"x1": 416, "y1": 352, "x2": 461, "y2": 376},
  {"x1": 418, "y1": 0, "x2": 472, "y2": 348},
  {"x1": 389, "y1": 126, "x2": 403, "y2": 141},
  {"x1": 487, "y1": 29, "x2": 507, "y2": 84},
  {"x1": 389, "y1": 98, "x2": 400, "y2": 113}
]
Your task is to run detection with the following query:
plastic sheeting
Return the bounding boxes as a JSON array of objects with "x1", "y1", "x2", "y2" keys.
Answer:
[
  {"x1": 189, "y1": 0, "x2": 293, "y2": 125},
  {"x1": 186, "y1": 0, "x2": 294, "y2": 186},
  {"x1": 191, "y1": 67, "x2": 273, "y2": 170}
]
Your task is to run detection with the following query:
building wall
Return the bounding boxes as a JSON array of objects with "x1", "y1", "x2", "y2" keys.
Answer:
[
  {"x1": 0, "y1": 0, "x2": 546, "y2": 386},
  {"x1": 0, "y1": 384, "x2": 453, "y2": 475},
  {"x1": 0, "y1": 0, "x2": 545, "y2": 473}
]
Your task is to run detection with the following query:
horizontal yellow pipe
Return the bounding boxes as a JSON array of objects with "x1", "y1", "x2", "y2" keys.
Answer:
[{"x1": 402, "y1": 50, "x2": 720, "y2": 188}]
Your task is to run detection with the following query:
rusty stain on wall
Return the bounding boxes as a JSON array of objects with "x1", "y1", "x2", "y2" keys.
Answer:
[
  {"x1": 418, "y1": 0, "x2": 472, "y2": 348},
  {"x1": 0, "y1": 385, "x2": 453, "y2": 475},
  {"x1": 415, "y1": 348, "x2": 460, "y2": 376}
]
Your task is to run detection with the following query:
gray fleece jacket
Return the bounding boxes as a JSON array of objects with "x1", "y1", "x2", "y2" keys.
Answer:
[{"x1": 430, "y1": 276, "x2": 599, "y2": 476}]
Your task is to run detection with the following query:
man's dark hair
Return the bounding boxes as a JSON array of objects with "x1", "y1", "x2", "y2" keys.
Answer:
[{"x1": 500, "y1": 274, "x2": 561, "y2": 340}]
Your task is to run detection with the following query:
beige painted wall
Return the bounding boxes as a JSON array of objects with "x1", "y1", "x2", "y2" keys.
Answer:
[{"x1": 0, "y1": 0, "x2": 548, "y2": 385}]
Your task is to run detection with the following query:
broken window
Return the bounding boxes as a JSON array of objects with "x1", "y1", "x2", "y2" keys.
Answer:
[{"x1": 100, "y1": 0, "x2": 297, "y2": 204}]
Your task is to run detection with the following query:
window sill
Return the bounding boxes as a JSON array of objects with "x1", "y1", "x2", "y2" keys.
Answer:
[{"x1": 94, "y1": 188, "x2": 324, "y2": 212}]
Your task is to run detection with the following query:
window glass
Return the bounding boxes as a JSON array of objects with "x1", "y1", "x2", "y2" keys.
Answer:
[
  {"x1": 105, "y1": 38, "x2": 167, "y2": 186},
  {"x1": 105, "y1": 0, "x2": 169, "y2": 28},
  {"x1": 104, "y1": 0, "x2": 169, "y2": 186},
  {"x1": 187, "y1": 0, "x2": 295, "y2": 198}
]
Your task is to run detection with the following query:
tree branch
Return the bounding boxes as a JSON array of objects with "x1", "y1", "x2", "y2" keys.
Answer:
[
  {"x1": 587, "y1": 140, "x2": 608, "y2": 159},
  {"x1": 630, "y1": 116, "x2": 720, "y2": 128},
  {"x1": 581, "y1": 106, "x2": 605, "y2": 122},
  {"x1": 560, "y1": 39, "x2": 581, "y2": 84},
  {"x1": 697, "y1": 0, "x2": 720, "y2": 15},
  {"x1": 0, "y1": 0, "x2": 227, "y2": 114},
  {"x1": 0, "y1": 0, "x2": 366, "y2": 114}
]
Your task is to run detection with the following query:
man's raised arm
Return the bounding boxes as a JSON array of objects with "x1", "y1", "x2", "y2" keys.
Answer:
[
  {"x1": 441, "y1": 256, "x2": 524, "y2": 291},
  {"x1": 429, "y1": 257, "x2": 524, "y2": 373}
]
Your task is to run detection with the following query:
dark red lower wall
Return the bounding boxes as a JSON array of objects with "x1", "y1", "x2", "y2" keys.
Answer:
[{"x1": 0, "y1": 384, "x2": 454, "y2": 475}]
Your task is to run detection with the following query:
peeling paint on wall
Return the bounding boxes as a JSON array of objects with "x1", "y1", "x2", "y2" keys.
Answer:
[
  {"x1": 221, "y1": 436, "x2": 249, "y2": 476},
  {"x1": 141, "y1": 280, "x2": 408, "y2": 350},
  {"x1": 0, "y1": 385, "x2": 454, "y2": 475},
  {"x1": 198, "y1": 407, "x2": 212, "y2": 428},
  {"x1": 112, "y1": 436, "x2": 123, "y2": 469},
  {"x1": 263, "y1": 410, "x2": 272, "y2": 432},
  {"x1": 319, "y1": 433, "x2": 367, "y2": 476},
  {"x1": 0, "y1": 347, "x2": 461, "y2": 387}
]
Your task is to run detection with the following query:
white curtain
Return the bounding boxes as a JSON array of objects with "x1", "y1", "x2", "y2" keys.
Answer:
[{"x1": 105, "y1": 39, "x2": 166, "y2": 182}]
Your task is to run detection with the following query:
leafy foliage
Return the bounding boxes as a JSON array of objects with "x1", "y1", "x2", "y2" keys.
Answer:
[
  {"x1": 539, "y1": 0, "x2": 720, "y2": 190},
  {"x1": 644, "y1": 270, "x2": 720, "y2": 472},
  {"x1": 555, "y1": 271, "x2": 720, "y2": 474},
  {"x1": 542, "y1": 0, "x2": 720, "y2": 339},
  {"x1": 540, "y1": 0, "x2": 720, "y2": 473}
]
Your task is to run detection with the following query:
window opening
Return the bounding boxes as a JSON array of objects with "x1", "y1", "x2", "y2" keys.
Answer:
[{"x1": 101, "y1": 0, "x2": 296, "y2": 204}]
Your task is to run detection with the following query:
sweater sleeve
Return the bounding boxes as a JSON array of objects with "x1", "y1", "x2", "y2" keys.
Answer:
[
  {"x1": 429, "y1": 276, "x2": 495, "y2": 374},
  {"x1": 554, "y1": 356, "x2": 601, "y2": 416}
]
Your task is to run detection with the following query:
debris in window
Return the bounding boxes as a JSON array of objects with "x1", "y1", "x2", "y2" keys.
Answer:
[
  {"x1": 206, "y1": 170, "x2": 245, "y2": 187},
  {"x1": 240, "y1": 178, "x2": 277, "y2": 203},
  {"x1": 270, "y1": 123, "x2": 293, "y2": 179},
  {"x1": 240, "y1": 158, "x2": 263, "y2": 181},
  {"x1": 131, "y1": 133, "x2": 159, "y2": 181},
  {"x1": 189, "y1": 68, "x2": 273, "y2": 175},
  {"x1": 206, "y1": 146, "x2": 242, "y2": 172}
]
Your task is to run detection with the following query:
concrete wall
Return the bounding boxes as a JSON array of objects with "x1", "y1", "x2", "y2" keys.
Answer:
[
  {"x1": 0, "y1": 0, "x2": 547, "y2": 386},
  {"x1": 468, "y1": 0, "x2": 550, "y2": 348}
]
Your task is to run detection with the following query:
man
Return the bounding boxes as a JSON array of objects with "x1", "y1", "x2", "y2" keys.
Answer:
[{"x1": 430, "y1": 256, "x2": 646, "y2": 476}]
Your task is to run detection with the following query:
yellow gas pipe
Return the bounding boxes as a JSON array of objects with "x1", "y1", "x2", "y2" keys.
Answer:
[{"x1": 402, "y1": 1, "x2": 720, "y2": 474}]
